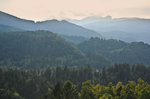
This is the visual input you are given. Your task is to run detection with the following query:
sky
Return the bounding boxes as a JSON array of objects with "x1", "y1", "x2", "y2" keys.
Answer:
[{"x1": 0, "y1": 0, "x2": 150, "y2": 21}]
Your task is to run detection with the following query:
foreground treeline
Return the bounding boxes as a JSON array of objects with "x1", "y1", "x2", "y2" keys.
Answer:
[
  {"x1": 0, "y1": 63, "x2": 150, "y2": 99},
  {"x1": 49, "y1": 79, "x2": 150, "y2": 99}
]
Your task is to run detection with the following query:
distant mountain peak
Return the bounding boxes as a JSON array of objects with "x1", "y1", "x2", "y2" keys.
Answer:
[{"x1": 0, "y1": 11, "x2": 35, "y2": 23}]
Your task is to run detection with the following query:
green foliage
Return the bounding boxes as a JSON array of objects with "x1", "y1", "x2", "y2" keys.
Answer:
[
  {"x1": 50, "y1": 82, "x2": 63, "y2": 99},
  {"x1": 80, "y1": 81, "x2": 96, "y2": 99},
  {"x1": 63, "y1": 80, "x2": 78, "y2": 99},
  {"x1": 0, "y1": 89, "x2": 24, "y2": 99},
  {"x1": 0, "y1": 30, "x2": 85, "y2": 68},
  {"x1": 61, "y1": 35, "x2": 88, "y2": 44},
  {"x1": 1, "y1": 64, "x2": 150, "y2": 99},
  {"x1": 0, "y1": 31, "x2": 110, "y2": 69},
  {"x1": 78, "y1": 37, "x2": 150, "y2": 65},
  {"x1": 49, "y1": 79, "x2": 150, "y2": 99}
]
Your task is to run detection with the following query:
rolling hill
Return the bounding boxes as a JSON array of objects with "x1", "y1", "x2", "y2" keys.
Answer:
[
  {"x1": 77, "y1": 38, "x2": 150, "y2": 65},
  {"x1": 0, "y1": 30, "x2": 109, "y2": 68},
  {"x1": 0, "y1": 30, "x2": 84, "y2": 68}
]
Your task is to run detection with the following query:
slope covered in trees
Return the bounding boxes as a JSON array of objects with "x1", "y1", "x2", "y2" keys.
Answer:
[
  {"x1": 77, "y1": 37, "x2": 150, "y2": 65},
  {"x1": 0, "y1": 31, "x2": 110, "y2": 69},
  {"x1": 0, "y1": 64, "x2": 150, "y2": 99},
  {"x1": 0, "y1": 31, "x2": 150, "y2": 68},
  {"x1": 109, "y1": 42, "x2": 150, "y2": 65},
  {"x1": 61, "y1": 35, "x2": 88, "y2": 44},
  {"x1": 0, "y1": 30, "x2": 84, "y2": 68}
]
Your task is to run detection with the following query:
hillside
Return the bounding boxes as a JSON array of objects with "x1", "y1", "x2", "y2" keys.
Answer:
[
  {"x1": 61, "y1": 35, "x2": 88, "y2": 44},
  {"x1": 0, "y1": 31, "x2": 109, "y2": 68},
  {"x1": 109, "y1": 42, "x2": 150, "y2": 65},
  {"x1": 78, "y1": 38, "x2": 128, "y2": 54},
  {"x1": 77, "y1": 38, "x2": 150, "y2": 65},
  {"x1": 0, "y1": 30, "x2": 85, "y2": 68},
  {"x1": 0, "y1": 11, "x2": 101, "y2": 38}
]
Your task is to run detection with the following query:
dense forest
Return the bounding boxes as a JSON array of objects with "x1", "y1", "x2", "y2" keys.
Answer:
[
  {"x1": 0, "y1": 63, "x2": 150, "y2": 99},
  {"x1": 0, "y1": 30, "x2": 150, "y2": 99},
  {"x1": 78, "y1": 37, "x2": 150, "y2": 65},
  {"x1": 0, "y1": 30, "x2": 150, "y2": 69},
  {"x1": 0, "y1": 31, "x2": 111, "y2": 69}
]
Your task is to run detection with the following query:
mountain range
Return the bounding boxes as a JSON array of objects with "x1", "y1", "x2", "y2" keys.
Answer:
[
  {"x1": 1, "y1": 11, "x2": 150, "y2": 44},
  {"x1": 67, "y1": 16, "x2": 150, "y2": 44},
  {"x1": 0, "y1": 11, "x2": 101, "y2": 38},
  {"x1": 0, "y1": 11, "x2": 150, "y2": 68}
]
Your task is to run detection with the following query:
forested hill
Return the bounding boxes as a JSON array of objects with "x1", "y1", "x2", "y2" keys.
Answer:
[
  {"x1": 0, "y1": 31, "x2": 110, "y2": 69},
  {"x1": 77, "y1": 37, "x2": 150, "y2": 65},
  {"x1": 0, "y1": 30, "x2": 84, "y2": 68},
  {"x1": 0, "y1": 30, "x2": 150, "y2": 68}
]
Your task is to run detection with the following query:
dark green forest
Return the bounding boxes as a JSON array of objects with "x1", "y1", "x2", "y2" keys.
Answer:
[
  {"x1": 0, "y1": 64, "x2": 150, "y2": 99},
  {"x1": 0, "y1": 31, "x2": 111, "y2": 69},
  {"x1": 0, "y1": 30, "x2": 150, "y2": 99},
  {"x1": 0, "y1": 31, "x2": 150, "y2": 69},
  {"x1": 78, "y1": 37, "x2": 150, "y2": 65}
]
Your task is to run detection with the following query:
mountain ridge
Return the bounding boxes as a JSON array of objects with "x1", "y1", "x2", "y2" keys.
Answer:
[
  {"x1": 77, "y1": 38, "x2": 150, "y2": 65},
  {"x1": 0, "y1": 11, "x2": 101, "y2": 38},
  {"x1": 67, "y1": 16, "x2": 150, "y2": 44}
]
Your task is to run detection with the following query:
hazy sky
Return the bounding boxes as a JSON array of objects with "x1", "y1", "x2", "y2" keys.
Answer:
[{"x1": 0, "y1": 0, "x2": 150, "y2": 21}]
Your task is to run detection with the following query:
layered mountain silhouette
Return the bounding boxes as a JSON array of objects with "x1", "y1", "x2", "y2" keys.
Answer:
[
  {"x1": 67, "y1": 16, "x2": 150, "y2": 44},
  {"x1": 0, "y1": 11, "x2": 101, "y2": 38},
  {"x1": 0, "y1": 11, "x2": 150, "y2": 68}
]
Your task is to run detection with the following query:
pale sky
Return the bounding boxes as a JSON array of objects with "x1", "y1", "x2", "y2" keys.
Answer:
[{"x1": 0, "y1": 0, "x2": 150, "y2": 21}]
